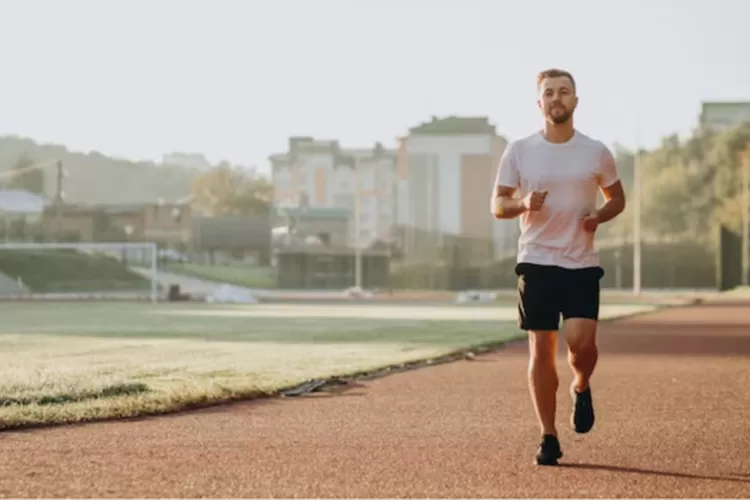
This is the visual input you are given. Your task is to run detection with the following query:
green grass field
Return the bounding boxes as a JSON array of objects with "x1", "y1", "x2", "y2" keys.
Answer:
[{"x1": 0, "y1": 301, "x2": 659, "y2": 430}]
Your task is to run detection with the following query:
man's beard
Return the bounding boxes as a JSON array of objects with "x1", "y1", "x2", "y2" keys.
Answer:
[{"x1": 547, "y1": 105, "x2": 572, "y2": 124}]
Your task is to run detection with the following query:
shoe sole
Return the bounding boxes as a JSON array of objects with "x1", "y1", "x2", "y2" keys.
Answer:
[
  {"x1": 572, "y1": 410, "x2": 594, "y2": 433},
  {"x1": 535, "y1": 457, "x2": 560, "y2": 466},
  {"x1": 535, "y1": 451, "x2": 563, "y2": 466},
  {"x1": 571, "y1": 389, "x2": 595, "y2": 434}
]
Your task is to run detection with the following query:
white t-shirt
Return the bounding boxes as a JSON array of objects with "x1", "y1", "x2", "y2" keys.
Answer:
[{"x1": 494, "y1": 130, "x2": 620, "y2": 269}]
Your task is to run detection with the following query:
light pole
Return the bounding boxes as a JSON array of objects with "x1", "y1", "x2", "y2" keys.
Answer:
[
  {"x1": 741, "y1": 147, "x2": 750, "y2": 286},
  {"x1": 55, "y1": 160, "x2": 64, "y2": 241},
  {"x1": 632, "y1": 147, "x2": 641, "y2": 295},
  {"x1": 354, "y1": 157, "x2": 362, "y2": 289},
  {"x1": 631, "y1": 113, "x2": 643, "y2": 296}
]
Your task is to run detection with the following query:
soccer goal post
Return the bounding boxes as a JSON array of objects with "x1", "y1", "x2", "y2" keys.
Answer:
[{"x1": 0, "y1": 241, "x2": 160, "y2": 303}]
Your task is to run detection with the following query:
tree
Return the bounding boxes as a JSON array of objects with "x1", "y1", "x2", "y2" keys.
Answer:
[
  {"x1": 190, "y1": 162, "x2": 274, "y2": 216},
  {"x1": 634, "y1": 121, "x2": 750, "y2": 242}
]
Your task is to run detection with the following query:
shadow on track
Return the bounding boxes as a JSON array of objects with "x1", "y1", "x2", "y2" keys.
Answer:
[{"x1": 559, "y1": 463, "x2": 750, "y2": 483}]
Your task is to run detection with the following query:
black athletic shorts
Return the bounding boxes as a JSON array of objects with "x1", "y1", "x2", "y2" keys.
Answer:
[{"x1": 515, "y1": 262, "x2": 605, "y2": 331}]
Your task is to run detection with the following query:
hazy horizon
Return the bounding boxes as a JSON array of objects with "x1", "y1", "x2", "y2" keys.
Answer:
[{"x1": 1, "y1": 0, "x2": 748, "y2": 175}]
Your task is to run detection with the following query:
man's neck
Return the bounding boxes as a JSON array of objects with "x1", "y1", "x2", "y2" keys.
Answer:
[{"x1": 542, "y1": 122, "x2": 575, "y2": 144}]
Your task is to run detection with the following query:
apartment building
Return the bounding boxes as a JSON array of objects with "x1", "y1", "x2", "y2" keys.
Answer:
[
  {"x1": 269, "y1": 137, "x2": 397, "y2": 247},
  {"x1": 396, "y1": 116, "x2": 518, "y2": 263}
]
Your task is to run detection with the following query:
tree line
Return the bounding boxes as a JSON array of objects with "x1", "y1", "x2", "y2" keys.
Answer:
[
  {"x1": 0, "y1": 135, "x2": 273, "y2": 217},
  {"x1": 4, "y1": 120, "x2": 750, "y2": 231},
  {"x1": 598, "y1": 121, "x2": 750, "y2": 246}
]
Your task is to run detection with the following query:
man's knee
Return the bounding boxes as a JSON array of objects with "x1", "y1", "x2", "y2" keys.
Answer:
[{"x1": 564, "y1": 318, "x2": 598, "y2": 354}]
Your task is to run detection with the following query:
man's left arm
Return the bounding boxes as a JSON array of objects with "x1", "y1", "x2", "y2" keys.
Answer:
[{"x1": 595, "y1": 146, "x2": 626, "y2": 224}]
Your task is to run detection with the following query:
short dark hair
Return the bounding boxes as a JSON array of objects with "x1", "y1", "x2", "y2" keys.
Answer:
[{"x1": 536, "y1": 68, "x2": 576, "y2": 92}]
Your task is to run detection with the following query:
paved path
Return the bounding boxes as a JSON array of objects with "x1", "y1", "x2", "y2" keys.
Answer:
[{"x1": 1, "y1": 302, "x2": 749, "y2": 497}]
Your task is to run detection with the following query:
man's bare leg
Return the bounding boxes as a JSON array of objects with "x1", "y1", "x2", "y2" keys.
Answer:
[
  {"x1": 528, "y1": 330, "x2": 559, "y2": 437},
  {"x1": 563, "y1": 318, "x2": 599, "y2": 433}
]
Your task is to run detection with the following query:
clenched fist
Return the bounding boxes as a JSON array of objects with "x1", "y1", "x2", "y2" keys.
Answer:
[
  {"x1": 523, "y1": 190, "x2": 548, "y2": 211},
  {"x1": 581, "y1": 212, "x2": 600, "y2": 232}
]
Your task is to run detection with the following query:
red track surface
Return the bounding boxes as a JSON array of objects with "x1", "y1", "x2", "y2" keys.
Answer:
[{"x1": 1, "y1": 302, "x2": 749, "y2": 498}]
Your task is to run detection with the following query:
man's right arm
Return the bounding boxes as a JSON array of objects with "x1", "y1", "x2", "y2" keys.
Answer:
[
  {"x1": 492, "y1": 185, "x2": 527, "y2": 219},
  {"x1": 490, "y1": 141, "x2": 526, "y2": 219}
]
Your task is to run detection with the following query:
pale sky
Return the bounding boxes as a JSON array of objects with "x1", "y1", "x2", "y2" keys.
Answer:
[{"x1": 1, "y1": 0, "x2": 748, "y2": 175}]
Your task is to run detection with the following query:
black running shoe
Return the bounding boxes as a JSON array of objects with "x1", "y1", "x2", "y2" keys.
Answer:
[
  {"x1": 571, "y1": 386, "x2": 595, "y2": 434},
  {"x1": 535, "y1": 434, "x2": 563, "y2": 466}
]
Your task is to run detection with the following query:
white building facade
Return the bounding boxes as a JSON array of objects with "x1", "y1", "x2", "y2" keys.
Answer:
[{"x1": 396, "y1": 116, "x2": 519, "y2": 262}]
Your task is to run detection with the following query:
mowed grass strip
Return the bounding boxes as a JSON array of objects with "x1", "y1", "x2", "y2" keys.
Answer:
[
  {"x1": 0, "y1": 302, "x2": 520, "y2": 429},
  {"x1": 0, "y1": 302, "x2": 658, "y2": 430}
]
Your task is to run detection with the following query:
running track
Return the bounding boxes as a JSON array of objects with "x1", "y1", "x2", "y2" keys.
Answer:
[{"x1": 1, "y1": 302, "x2": 749, "y2": 497}]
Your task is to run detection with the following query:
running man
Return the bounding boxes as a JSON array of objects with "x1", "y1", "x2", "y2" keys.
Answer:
[{"x1": 490, "y1": 68, "x2": 626, "y2": 465}]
